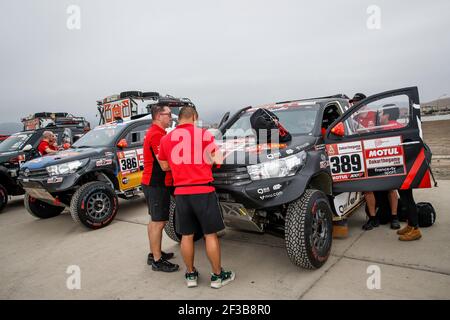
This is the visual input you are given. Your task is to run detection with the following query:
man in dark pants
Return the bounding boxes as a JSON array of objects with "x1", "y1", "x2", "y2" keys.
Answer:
[
  {"x1": 141, "y1": 105, "x2": 179, "y2": 272},
  {"x1": 158, "y1": 106, "x2": 235, "y2": 289},
  {"x1": 397, "y1": 190, "x2": 422, "y2": 241}
]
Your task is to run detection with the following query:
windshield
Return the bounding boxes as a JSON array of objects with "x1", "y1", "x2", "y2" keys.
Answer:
[
  {"x1": 72, "y1": 123, "x2": 127, "y2": 148},
  {"x1": 0, "y1": 132, "x2": 33, "y2": 152},
  {"x1": 223, "y1": 105, "x2": 319, "y2": 139}
]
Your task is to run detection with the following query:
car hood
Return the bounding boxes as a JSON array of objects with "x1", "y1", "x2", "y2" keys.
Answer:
[
  {"x1": 0, "y1": 150, "x2": 22, "y2": 165},
  {"x1": 217, "y1": 135, "x2": 317, "y2": 166},
  {"x1": 21, "y1": 147, "x2": 108, "y2": 170}
]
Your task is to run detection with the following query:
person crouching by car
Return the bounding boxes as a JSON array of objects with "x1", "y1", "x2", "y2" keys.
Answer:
[
  {"x1": 141, "y1": 105, "x2": 179, "y2": 273},
  {"x1": 363, "y1": 104, "x2": 406, "y2": 231},
  {"x1": 37, "y1": 131, "x2": 58, "y2": 156},
  {"x1": 158, "y1": 106, "x2": 235, "y2": 289}
]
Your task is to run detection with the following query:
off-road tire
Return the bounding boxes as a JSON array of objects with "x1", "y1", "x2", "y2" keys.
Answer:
[
  {"x1": 24, "y1": 193, "x2": 65, "y2": 219},
  {"x1": 70, "y1": 182, "x2": 118, "y2": 230},
  {"x1": 164, "y1": 197, "x2": 203, "y2": 242},
  {"x1": 120, "y1": 91, "x2": 143, "y2": 99},
  {"x1": 142, "y1": 92, "x2": 160, "y2": 98},
  {"x1": 285, "y1": 189, "x2": 333, "y2": 269},
  {"x1": 0, "y1": 183, "x2": 8, "y2": 213}
]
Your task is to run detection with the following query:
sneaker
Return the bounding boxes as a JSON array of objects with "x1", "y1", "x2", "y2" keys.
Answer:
[
  {"x1": 362, "y1": 218, "x2": 380, "y2": 230},
  {"x1": 147, "y1": 251, "x2": 174, "y2": 265},
  {"x1": 151, "y1": 258, "x2": 179, "y2": 272},
  {"x1": 390, "y1": 217, "x2": 401, "y2": 230},
  {"x1": 397, "y1": 224, "x2": 413, "y2": 235},
  {"x1": 185, "y1": 269, "x2": 199, "y2": 288},
  {"x1": 210, "y1": 269, "x2": 235, "y2": 289},
  {"x1": 399, "y1": 227, "x2": 422, "y2": 241}
]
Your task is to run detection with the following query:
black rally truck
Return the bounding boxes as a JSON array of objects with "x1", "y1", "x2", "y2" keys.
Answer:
[{"x1": 174, "y1": 87, "x2": 430, "y2": 270}]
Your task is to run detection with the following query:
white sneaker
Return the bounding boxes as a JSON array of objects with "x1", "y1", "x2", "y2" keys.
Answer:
[
  {"x1": 185, "y1": 269, "x2": 198, "y2": 288},
  {"x1": 210, "y1": 269, "x2": 235, "y2": 289}
]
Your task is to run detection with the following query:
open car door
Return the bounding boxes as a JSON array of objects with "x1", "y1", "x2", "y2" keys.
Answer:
[{"x1": 324, "y1": 86, "x2": 432, "y2": 193}]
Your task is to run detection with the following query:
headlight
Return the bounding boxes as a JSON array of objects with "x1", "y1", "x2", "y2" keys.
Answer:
[
  {"x1": 46, "y1": 159, "x2": 88, "y2": 176},
  {"x1": 247, "y1": 151, "x2": 307, "y2": 181}
]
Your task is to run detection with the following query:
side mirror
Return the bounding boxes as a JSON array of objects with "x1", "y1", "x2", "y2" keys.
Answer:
[
  {"x1": 330, "y1": 122, "x2": 345, "y2": 137},
  {"x1": 22, "y1": 144, "x2": 33, "y2": 152},
  {"x1": 117, "y1": 138, "x2": 128, "y2": 149}
]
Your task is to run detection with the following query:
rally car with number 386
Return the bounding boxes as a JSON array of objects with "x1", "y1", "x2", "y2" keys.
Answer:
[
  {"x1": 17, "y1": 92, "x2": 194, "y2": 229},
  {"x1": 201, "y1": 86, "x2": 431, "y2": 270},
  {"x1": 17, "y1": 118, "x2": 152, "y2": 228}
]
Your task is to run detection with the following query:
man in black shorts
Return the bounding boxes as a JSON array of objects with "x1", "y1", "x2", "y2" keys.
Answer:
[
  {"x1": 158, "y1": 106, "x2": 235, "y2": 288},
  {"x1": 141, "y1": 105, "x2": 179, "y2": 272}
]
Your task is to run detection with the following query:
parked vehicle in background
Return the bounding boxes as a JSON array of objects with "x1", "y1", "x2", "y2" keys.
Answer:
[
  {"x1": 0, "y1": 121, "x2": 86, "y2": 213},
  {"x1": 17, "y1": 92, "x2": 196, "y2": 229},
  {"x1": 97, "y1": 90, "x2": 195, "y2": 126},
  {"x1": 0, "y1": 135, "x2": 10, "y2": 143},
  {"x1": 22, "y1": 112, "x2": 90, "y2": 134}
]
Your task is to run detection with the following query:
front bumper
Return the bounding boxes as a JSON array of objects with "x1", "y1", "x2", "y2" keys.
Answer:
[
  {"x1": 214, "y1": 172, "x2": 310, "y2": 210},
  {"x1": 18, "y1": 171, "x2": 82, "y2": 195}
]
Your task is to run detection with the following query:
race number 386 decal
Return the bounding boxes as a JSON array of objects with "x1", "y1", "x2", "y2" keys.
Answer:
[
  {"x1": 117, "y1": 148, "x2": 144, "y2": 176},
  {"x1": 326, "y1": 136, "x2": 406, "y2": 182}
]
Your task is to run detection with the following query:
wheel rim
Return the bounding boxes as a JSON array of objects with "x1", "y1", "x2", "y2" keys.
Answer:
[
  {"x1": 311, "y1": 206, "x2": 330, "y2": 254},
  {"x1": 86, "y1": 192, "x2": 111, "y2": 220}
]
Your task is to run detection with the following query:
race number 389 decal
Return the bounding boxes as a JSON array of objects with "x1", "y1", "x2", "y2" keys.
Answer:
[
  {"x1": 326, "y1": 136, "x2": 406, "y2": 182},
  {"x1": 327, "y1": 141, "x2": 365, "y2": 181}
]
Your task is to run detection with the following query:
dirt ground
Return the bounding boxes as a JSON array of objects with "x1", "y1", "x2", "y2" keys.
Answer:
[{"x1": 422, "y1": 120, "x2": 450, "y2": 180}]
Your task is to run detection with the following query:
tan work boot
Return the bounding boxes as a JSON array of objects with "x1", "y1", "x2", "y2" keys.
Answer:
[
  {"x1": 399, "y1": 228, "x2": 422, "y2": 241},
  {"x1": 333, "y1": 220, "x2": 349, "y2": 239},
  {"x1": 397, "y1": 224, "x2": 413, "y2": 235}
]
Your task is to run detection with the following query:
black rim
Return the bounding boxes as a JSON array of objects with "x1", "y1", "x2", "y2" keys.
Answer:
[
  {"x1": 311, "y1": 203, "x2": 330, "y2": 255},
  {"x1": 86, "y1": 192, "x2": 111, "y2": 220}
]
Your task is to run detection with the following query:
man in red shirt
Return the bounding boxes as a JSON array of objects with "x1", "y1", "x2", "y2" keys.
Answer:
[
  {"x1": 142, "y1": 105, "x2": 179, "y2": 273},
  {"x1": 37, "y1": 131, "x2": 58, "y2": 156},
  {"x1": 158, "y1": 106, "x2": 235, "y2": 289}
]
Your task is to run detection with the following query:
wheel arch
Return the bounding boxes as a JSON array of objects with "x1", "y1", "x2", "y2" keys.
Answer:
[{"x1": 307, "y1": 171, "x2": 333, "y2": 196}]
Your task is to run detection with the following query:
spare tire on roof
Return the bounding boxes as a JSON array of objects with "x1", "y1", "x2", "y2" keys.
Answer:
[
  {"x1": 119, "y1": 91, "x2": 143, "y2": 99},
  {"x1": 142, "y1": 92, "x2": 160, "y2": 98}
]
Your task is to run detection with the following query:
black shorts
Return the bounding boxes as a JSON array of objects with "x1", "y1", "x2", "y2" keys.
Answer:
[
  {"x1": 142, "y1": 184, "x2": 171, "y2": 222},
  {"x1": 175, "y1": 192, "x2": 225, "y2": 235}
]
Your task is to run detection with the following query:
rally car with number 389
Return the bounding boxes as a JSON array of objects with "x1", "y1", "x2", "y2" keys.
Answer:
[{"x1": 203, "y1": 86, "x2": 431, "y2": 270}]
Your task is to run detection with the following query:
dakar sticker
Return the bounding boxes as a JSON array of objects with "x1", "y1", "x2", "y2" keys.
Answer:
[
  {"x1": 328, "y1": 135, "x2": 406, "y2": 182},
  {"x1": 328, "y1": 141, "x2": 365, "y2": 182},
  {"x1": 363, "y1": 136, "x2": 406, "y2": 178},
  {"x1": 117, "y1": 150, "x2": 139, "y2": 176},
  {"x1": 47, "y1": 176, "x2": 63, "y2": 184},
  {"x1": 96, "y1": 158, "x2": 113, "y2": 167}
]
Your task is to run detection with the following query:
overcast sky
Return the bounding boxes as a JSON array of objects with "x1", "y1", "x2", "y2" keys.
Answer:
[{"x1": 1, "y1": 0, "x2": 449, "y2": 126}]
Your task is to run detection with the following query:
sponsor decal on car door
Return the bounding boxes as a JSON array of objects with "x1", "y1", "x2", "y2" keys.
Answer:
[
  {"x1": 117, "y1": 147, "x2": 144, "y2": 190},
  {"x1": 324, "y1": 87, "x2": 431, "y2": 193}
]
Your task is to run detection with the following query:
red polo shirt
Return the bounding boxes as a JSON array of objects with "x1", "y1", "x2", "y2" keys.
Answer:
[
  {"x1": 158, "y1": 123, "x2": 218, "y2": 195},
  {"x1": 38, "y1": 140, "x2": 57, "y2": 156},
  {"x1": 141, "y1": 124, "x2": 173, "y2": 187}
]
